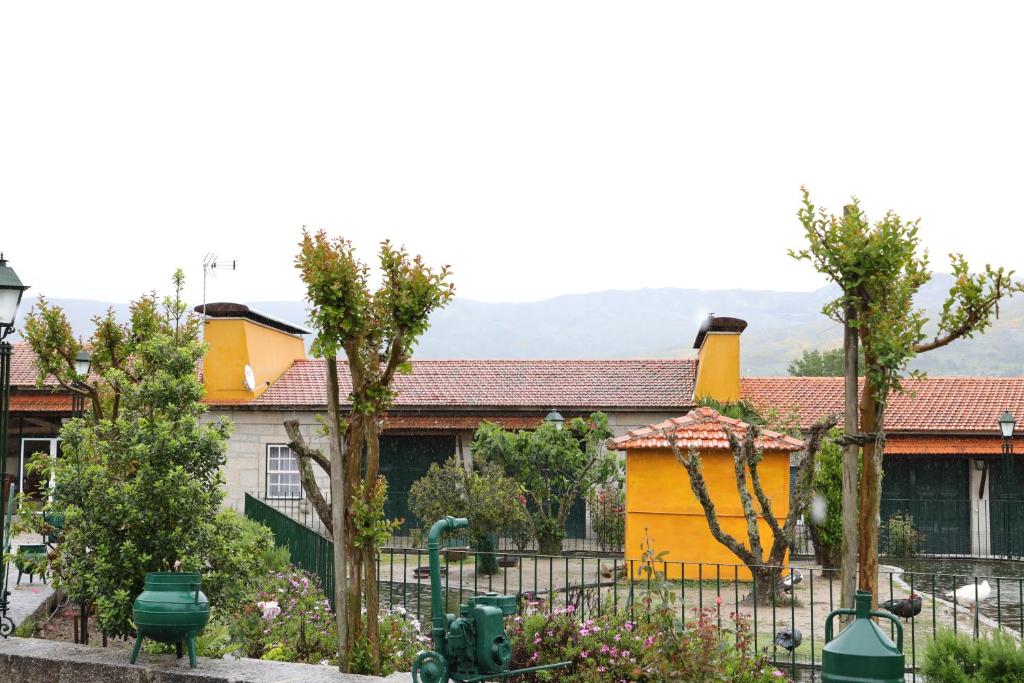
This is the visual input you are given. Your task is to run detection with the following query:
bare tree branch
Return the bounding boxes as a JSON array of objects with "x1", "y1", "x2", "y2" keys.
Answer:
[
  {"x1": 725, "y1": 428, "x2": 765, "y2": 561},
  {"x1": 667, "y1": 433, "x2": 758, "y2": 567},
  {"x1": 284, "y1": 419, "x2": 333, "y2": 534}
]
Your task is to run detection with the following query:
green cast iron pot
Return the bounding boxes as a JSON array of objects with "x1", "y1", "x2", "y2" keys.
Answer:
[{"x1": 132, "y1": 572, "x2": 210, "y2": 643}]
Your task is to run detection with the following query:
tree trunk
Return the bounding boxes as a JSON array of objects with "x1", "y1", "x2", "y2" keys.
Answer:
[
  {"x1": 474, "y1": 532, "x2": 499, "y2": 575},
  {"x1": 363, "y1": 426, "x2": 382, "y2": 669},
  {"x1": 344, "y1": 415, "x2": 363, "y2": 653},
  {"x1": 750, "y1": 565, "x2": 783, "y2": 606},
  {"x1": 857, "y1": 380, "x2": 883, "y2": 609},
  {"x1": 325, "y1": 358, "x2": 349, "y2": 671},
  {"x1": 839, "y1": 303, "x2": 860, "y2": 610}
]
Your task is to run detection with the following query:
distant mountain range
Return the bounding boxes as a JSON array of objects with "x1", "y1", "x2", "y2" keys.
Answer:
[{"x1": 14, "y1": 274, "x2": 1024, "y2": 376}]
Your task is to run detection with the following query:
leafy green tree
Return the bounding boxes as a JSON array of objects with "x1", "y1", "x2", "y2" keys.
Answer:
[
  {"x1": 792, "y1": 188, "x2": 1024, "y2": 606},
  {"x1": 408, "y1": 456, "x2": 528, "y2": 574},
  {"x1": 787, "y1": 347, "x2": 864, "y2": 377},
  {"x1": 472, "y1": 413, "x2": 618, "y2": 556},
  {"x1": 805, "y1": 429, "x2": 846, "y2": 572},
  {"x1": 288, "y1": 231, "x2": 453, "y2": 672},
  {"x1": 20, "y1": 272, "x2": 232, "y2": 637}
]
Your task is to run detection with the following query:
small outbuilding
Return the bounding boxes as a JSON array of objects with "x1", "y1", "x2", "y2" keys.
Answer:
[{"x1": 608, "y1": 406, "x2": 805, "y2": 579}]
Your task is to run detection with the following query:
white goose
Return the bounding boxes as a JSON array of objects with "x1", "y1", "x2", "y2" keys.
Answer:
[{"x1": 946, "y1": 579, "x2": 991, "y2": 610}]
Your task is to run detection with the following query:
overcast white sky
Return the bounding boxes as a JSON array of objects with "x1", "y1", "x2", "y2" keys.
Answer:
[{"x1": 2, "y1": 2, "x2": 1022, "y2": 308}]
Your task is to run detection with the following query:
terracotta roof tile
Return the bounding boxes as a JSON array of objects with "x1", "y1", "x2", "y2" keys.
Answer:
[
  {"x1": 383, "y1": 415, "x2": 542, "y2": 431},
  {"x1": 741, "y1": 377, "x2": 1024, "y2": 433},
  {"x1": 10, "y1": 392, "x2": 73, "y2": 413},
  {"x1": 245, "y1": 359, "x2": 697, "y2": 410},
  {"x1": 608, "y1": 406, "x2": 806, "y2": 452},
  {"x1": 884, "y1": 435, "x2": 1023, "y2": 455},
  {"x1": 9, "y1": 343, "x2": 59, "y2": 387}
]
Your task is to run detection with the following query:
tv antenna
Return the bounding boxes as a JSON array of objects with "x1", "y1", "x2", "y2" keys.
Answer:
[{"x1": 201, "y1": 254, "x2": 237, "y2": 337}]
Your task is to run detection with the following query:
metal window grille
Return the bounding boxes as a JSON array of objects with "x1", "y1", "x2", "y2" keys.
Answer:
[{"x1": 266, "y1": 444, "x2": 302, "y2": 499}]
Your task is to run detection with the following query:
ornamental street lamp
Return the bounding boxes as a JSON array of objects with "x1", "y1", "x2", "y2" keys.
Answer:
[
  {"x1": 0, "y1": 253, "x2": 28, "y2": 639},
  {"x1": 1000, "y1": 410, "x2": 1016, "y2": 468},
  {"x1": 71, "y1": 350, "x2": 91, "y2": 417},
  {"x1": 545, "y1": 408, "x2": 564, "y2": 431},
  {"x1": 0, "y1": 254, "x2": 29, "y2": 490}
]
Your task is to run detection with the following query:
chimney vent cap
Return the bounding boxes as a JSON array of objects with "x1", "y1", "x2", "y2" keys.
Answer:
[{"x1": 693, "y1": 315, "x2": 747, "y2": 349}]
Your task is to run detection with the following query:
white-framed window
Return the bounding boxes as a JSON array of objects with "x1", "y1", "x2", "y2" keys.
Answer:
[{"x1": 266, "y1": 444, "x2": 302, "y2": 499}]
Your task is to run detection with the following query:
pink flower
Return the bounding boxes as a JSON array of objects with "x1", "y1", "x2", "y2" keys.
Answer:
[
  {"x1": 715, "y1": 595, "x2": 723, "y2": 606},
  {"x1": 623, "y1": 621, "x2": 634, "y2": 631},
  {"x1": 580, "y1": 650, "x2": 589, "y2": 659},
  {"x1": 773, "y1": 672, "x2": 784, "y2": 678},
  {"x1": 256, "y1": 600, "x2": 281, "y2": 620}
]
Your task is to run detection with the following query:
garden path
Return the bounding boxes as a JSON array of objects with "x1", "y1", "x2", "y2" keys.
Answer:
[{"x1": 4, "y1": 532, "x2": 56, "y2": 633}]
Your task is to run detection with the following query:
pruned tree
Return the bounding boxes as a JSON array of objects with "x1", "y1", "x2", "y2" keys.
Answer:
[
  {"x1": 792, "y1": 188, "x2": 1024, "y2": 607},
  {"x1": 473, "y1": 413, "x2": 618, "y2": 556},
  {"x1": 665, "y1": 415, "x2": 836, "y2": 604},
  {"x1": 286, "y1": 231, "x2": 453, "y2": 673}
]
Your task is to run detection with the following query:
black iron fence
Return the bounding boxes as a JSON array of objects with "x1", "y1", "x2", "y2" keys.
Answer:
[
  {"x1": 245, "y1": 493, "x2": 1024, "y2": 681},
  {"x1": 247, "y1": 491, "x2": 625, "y2": 555},
  {"x1": 880, "y1": 498, "x2": 1024, "y2": 559}
]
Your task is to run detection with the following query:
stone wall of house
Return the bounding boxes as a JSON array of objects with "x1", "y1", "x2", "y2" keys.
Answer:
[
  {"x1": 207, "y1": 408, "x2": 683, "y2": 515},
  {"x1": 204, "y1": 409, "x2": 327, "y2": 512}
]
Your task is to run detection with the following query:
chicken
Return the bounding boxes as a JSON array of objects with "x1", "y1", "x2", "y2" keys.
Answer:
[
  {"x1": 880, "y1": 593, "x2": 922, "y2": 621},
  {"x1": 774, "y1": 626, "x2": 802, "y2": 652}
]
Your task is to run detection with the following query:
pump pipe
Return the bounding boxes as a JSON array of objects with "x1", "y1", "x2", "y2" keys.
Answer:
[{"x1": 428, "y1": 516, "x2": 468, "y2": 652}]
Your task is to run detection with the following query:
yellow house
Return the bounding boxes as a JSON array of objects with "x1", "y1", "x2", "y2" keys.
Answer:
[
  {"x1": 607, "y1": 315, "x2": 806, "y2": 580},
  {"x1": 198, "y1": 302, "x2": 309, "y2": 404},
  {"x1": 609, "y1": 407, "x2": 804, "y2": 579}
]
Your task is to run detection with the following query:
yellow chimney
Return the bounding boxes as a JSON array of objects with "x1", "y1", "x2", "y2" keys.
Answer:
[
  {"x1": 196, "y1": 303, "x2": 309, "y2": 403},
  {"x1": 692, "y1": 316, "x2": 747, "y2": 403}
]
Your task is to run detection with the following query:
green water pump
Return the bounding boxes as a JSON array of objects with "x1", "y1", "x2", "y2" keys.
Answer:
[
  {"x1": 411, "y1": 517, "x2": 569, "y2": 683},
  {"x1": 822, "y1": 591, "x2": 905, "y2": 682}
]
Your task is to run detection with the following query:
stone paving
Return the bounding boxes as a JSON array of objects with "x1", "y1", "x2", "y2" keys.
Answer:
[{"x1": 4, "y1": 532, "x2": 56, "y2": 634}]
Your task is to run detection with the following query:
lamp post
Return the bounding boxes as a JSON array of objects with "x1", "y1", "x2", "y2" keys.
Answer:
[
  {"x1": 1000, "y1": 410, "x2": 1016, "y2": 470},
  {"x1": 0, "y1": 254, "x2": 28, "y2": 639},
  {"x1": 71, "y1": 351, "x2": 91, "y2": 418},
  {"x1": 0, "y1": 254, "x2": 29, "y2": 501},
  {"x1": 545, "y1": 409, "x2": 564, "y2": 431}
]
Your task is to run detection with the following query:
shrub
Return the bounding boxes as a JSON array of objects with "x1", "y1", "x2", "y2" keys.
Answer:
[
  {"x1": 506, "y1": 608, "x2": 647, "y2": 682},
  {"x1": 505, "y1": 607, "x2": 788, "y2": 682},
  {"x1": 351, "y1": 606, "x2": 429, "y2": 676},
  {"x1": 587, "y1": 486, "x2": 625, "y2": 552},
  {"x1": 202, "y1": 510, "x2": 277, "y2": 614},
  {"x1": 409, "y1": 456, "x2": 528, "y2": 574},
  {"x1": 233, "y1": 569, "x2": 338, "y2": 664},
  {"x1": 884, "y1": 512, "x2": 923, "y2": 557},
  {"x1": 922, "y1": 629, "x2": 1024, "y2": 682},
  {"x1": 644, "y1": 607, "x2": 787, "y2": 683}
]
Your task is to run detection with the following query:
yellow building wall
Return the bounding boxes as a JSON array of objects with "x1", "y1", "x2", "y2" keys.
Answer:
[
  {"x1": 624, "y1": 448, "x2": 790, "y2": 580},
  {"x1": 202, "y1": 318, "x2": 306, "y2": 402},
  {"x1": 693, "y1": 333, "x2": 741, "y2": 403}
]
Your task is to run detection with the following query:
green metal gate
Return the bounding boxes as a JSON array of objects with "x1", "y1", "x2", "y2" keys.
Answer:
[
  {"x1": 379, "y1": 435, "x2": 456, "y2": 535},
  {"x1": 988, "y1": 460, "x2": 1024, "y2": 558},
  {"x1": 881, "y1": 456, "x2": 970, "y2": 555}
]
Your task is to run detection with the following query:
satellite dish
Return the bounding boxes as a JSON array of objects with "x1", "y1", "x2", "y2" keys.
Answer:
[{"x1": 243, "y1": 364, "x2": 257, "y2": 391}]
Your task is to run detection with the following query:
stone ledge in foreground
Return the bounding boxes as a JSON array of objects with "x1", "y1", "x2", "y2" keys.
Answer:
[{"x1": 0, "y1": 637, "x2": 408, "y2": 682}]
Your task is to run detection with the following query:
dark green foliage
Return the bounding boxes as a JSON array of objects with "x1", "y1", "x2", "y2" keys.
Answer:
[
  {"x1": 408, "y1": 456, "x2": 527, "y2": 574},
  {"x1": 23, "y1": 272, "x2": 232, "y2": 637},
  {"x1": 787, "y1": 347, "x2": 865, "y2": 376},
  {"x1": 922, "y1": 629, "x2": 1024, "y2": 682},
  {"x1": 807, "y1": 429, "x2": 845, "y2": 570},
  {"x1": 883, "y1": 512, "x2": 923, "y2": 557},
  {"x1": 694, "y1": 396, "x2": 763, "y2": 424},
  {"x1": 472, "y1": 413, "x2": 618, "y2": 555},
  {"x1": 202, "y1": 510, "x2": 277, "y2": 614}
]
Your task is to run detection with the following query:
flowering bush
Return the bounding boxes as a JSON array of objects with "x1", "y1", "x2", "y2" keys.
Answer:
[
  {"x1": 506, "y1": 607, "x2": 646, "y2": 682},
  {"x1": 505, "y1": 605, "x2": 789, "y2": 682},
  {"x1": 644, "y1": 607, "x2": 788, "y2": 682},
  {"x1": 234, "y1": 569, "x2": 338, "y2": 664},
  {"x1": 351, "y1": 604, "x2": 429, "y2": 676},
  {"x1": 232, "y1": 568, "x2": 426, "y2": 674}
]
